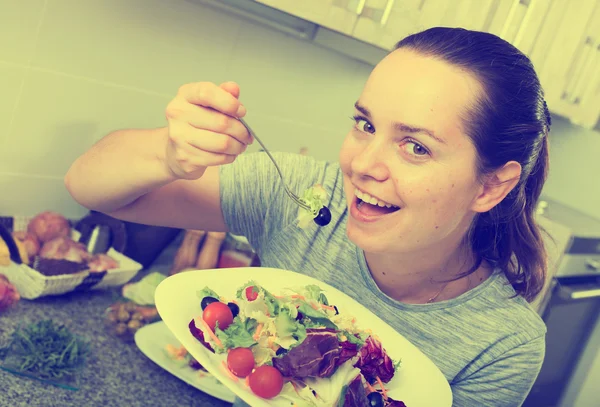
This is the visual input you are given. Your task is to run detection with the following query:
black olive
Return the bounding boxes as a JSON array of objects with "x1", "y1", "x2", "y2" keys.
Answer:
[
  {"x1": 333, "y1": 305, "x2": 339, "y2": 315},
  {"x1": 227, "y1": 302, "x2": 239, "y2": 318},
  {"x1": 276, "y1": 347, "x2": 288, "y2": 356},
  {"x1": 189, "y1": 359, "x2": 203, "y2": 370},
  {"x1": 200, "y1": 296, "x2": 219, "y2": 310},
  {"x1": 313, "y1": 206, "x2": 331, "y2": 226},
  {"x1": 295, "y1": 311, "x2": 304, "y2": 321},
  {"x1": 367, "y1": 391, "x2": 385, "y2": 407}
]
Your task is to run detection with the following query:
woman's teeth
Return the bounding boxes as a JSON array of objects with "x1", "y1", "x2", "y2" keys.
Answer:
[{"x1": 354, "y1": 189, "x2": 399, "y2": 209}]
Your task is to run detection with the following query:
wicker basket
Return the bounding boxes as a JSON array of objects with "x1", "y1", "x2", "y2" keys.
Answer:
[{"x1": 0, "y1": 218, "x2": 142, "y2": 300}]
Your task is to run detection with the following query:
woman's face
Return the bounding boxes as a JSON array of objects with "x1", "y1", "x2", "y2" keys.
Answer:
[{"x1": 340, "y1": 49, "x2": 485, "y2": 255}]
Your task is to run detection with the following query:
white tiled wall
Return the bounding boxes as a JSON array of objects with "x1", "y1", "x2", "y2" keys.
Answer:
[
  {"x1": 1, "y1": 0, "x2": 598, "y2": 221},
  {"x1": 0, "y1": 0, "x2": 371, "y2": 218}
]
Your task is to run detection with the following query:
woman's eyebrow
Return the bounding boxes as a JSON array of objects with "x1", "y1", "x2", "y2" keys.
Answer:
[{"x1": 354, "y1": 101, "x2": 446, "y2": 145}]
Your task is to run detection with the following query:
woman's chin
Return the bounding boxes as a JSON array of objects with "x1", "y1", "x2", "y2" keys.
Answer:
[{"x1": 346, "y1": 225, "x2": 392, "y2": 254}]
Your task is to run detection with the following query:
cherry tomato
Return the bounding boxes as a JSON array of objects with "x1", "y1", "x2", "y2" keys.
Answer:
[
  {"x1": 248, "y1": 365, "x2": 284, "y2": 399},
  {"x1": 202, "y1": 302, "x2": 233, "y2": 331},
  {"x1": 245, "y1": 286, "x2": 259, "y2": 302},
  {"x1": 227, "y1": 348, "x2": 255, "y2": 378}
]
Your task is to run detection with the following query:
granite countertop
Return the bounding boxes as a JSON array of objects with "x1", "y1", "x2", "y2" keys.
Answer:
[{"x1": 0, "y1": 234, "x2": 232, "y2": 407}]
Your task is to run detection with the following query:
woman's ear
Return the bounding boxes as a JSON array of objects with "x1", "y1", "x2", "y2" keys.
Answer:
[{"x1": 471, "y1": 161, "x2": 522, "y2": 213}]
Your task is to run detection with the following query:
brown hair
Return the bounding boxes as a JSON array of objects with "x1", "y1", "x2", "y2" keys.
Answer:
[{"x1": 395, "y1": 27, "x2": 551, "y2": 302}]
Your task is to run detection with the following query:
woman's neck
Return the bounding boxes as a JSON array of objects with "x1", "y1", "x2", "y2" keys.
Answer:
[{"x1": 364, "y1": 242, "x2": 491, "y2": 304}]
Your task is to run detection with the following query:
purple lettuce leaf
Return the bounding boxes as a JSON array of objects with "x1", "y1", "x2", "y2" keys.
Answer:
[
  {"x1": 273, "y1": 328, "x2": 358, "y2": 379},
  {"x1": 386, "y1": 398, "x2": 407, "y2": 407},
  {"x1": 354, "y1": 336, "x2": 395, "y2": 383},
  {"x1": 340, "y1": 375, "x2": 369, "y2": 407},
  {"x1": 188, "y1": 318, "x2": 214, "y2": 353},
  {"x1": 338, "y1": 340, "x2": 359, "y2": 366}
]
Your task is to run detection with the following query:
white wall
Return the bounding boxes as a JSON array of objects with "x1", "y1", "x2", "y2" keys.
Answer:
[
  {"x1": 1, "y1": 0, "x2": 598, "y2": 222},
  {"x1": 0, "y1": 0, "x2": 372, "y2": 218},
  {"x1": 543, "y1": 115, "x2": 600, "y2": 220}
]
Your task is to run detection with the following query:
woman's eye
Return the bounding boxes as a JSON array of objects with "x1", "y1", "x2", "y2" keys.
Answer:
[
  {"x1": 411, "y1": 142, "x2": 428, "y2": 156},
  {"x1": 402, "y1": 140, "x2": 430, "y2": 157},
  {"x1": 351, "y1": 116, "x2": 375, "y2": 133}
]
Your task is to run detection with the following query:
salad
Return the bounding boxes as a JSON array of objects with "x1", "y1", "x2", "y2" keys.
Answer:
[
  {"x1": 188, "y1": 282, "x2": 407, "y2": 406},
  {"x1": 297, "y1": 185, "x2": 331, "y2": 228}
]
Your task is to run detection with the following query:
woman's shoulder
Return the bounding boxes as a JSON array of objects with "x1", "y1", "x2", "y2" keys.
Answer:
[{"x1": 475, "y1": 271, "x2": 547, "y2": 340}]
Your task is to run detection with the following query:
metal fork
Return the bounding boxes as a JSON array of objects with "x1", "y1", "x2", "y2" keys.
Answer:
[{"x1": 238, "y1": 118, "x2": 331, "y2": 226}]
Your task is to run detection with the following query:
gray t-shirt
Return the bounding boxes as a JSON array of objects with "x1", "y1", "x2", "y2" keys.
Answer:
[{"x1": 220, "y1": 152, "x2": 546, "y2": 407}]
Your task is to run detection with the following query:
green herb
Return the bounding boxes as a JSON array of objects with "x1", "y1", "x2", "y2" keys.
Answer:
[{"x1": 1, "y1": 320, "x2": 90, "y2": 380}]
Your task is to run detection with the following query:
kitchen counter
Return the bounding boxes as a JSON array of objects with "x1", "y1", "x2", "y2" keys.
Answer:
[{"x1": 0, "y1": 234, "x2": 231, "y2": 407}]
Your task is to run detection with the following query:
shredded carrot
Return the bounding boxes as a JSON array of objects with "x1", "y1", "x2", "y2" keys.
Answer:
[
  {"x1": 221, "y1": 361, "x2": 239, "y2": 382},
  {"x1": 198, "y1": 318, "x2": 223, "y2": 348},
  {"x1": 291, "y1": 294, "x2": 305, "y2": 300},
  {"x1": 165, "y1": 344, "x2": 176, "y2": 355},
  {"x1": 290, "y1": 380, "x2": 300, "y2": 395},
  {"x1": 376, "y1": 376, "x2": 388, "y2": 399},
  {"x1": 245, "y1": 376, "x2": 250, "y2": 387},
  {"x1": 365, "y1": 381, "x2": 377, "y2": 394},
  {"x1": 253, "y1": 323, "x2": 264, "y2": 340},
  {"x1": 321, "y1": 304, "x2": 336, "y2": 311}
]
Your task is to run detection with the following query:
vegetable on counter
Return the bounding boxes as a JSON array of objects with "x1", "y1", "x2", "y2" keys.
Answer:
[
  {"x1": 105, "y1": 301, "x2": 159, "y2": 342},
  {"x1": 0, "y1": 319, "x2": 90, "y2": 384},
  {"x1": 121, "y1": 272, "x2": 166, "y2": 305}
]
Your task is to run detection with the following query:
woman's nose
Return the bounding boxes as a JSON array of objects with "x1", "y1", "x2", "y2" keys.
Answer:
[{"x1": 351, "y1": 141, "x2": 389, "y2": 181}]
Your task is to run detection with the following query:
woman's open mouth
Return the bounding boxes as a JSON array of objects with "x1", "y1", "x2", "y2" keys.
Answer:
[{"x1": 351, "y1": 189, "x2": 400, "y2": 221}]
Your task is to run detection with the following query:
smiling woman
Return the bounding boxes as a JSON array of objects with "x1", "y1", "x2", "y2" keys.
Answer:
[{"x1": 65, "y1": 27, "x2": 550, "y2": 407}]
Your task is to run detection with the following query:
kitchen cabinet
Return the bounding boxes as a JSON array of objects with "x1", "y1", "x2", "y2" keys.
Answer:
[
  {"x1": 254, "y1": 0, "x2": 360, "y2": 36},
  {"x1": 354, "y1": 0, "x2": 515, "y2": 51},
  {"x1": 246, "y1": 0, "x2": 599, "y2": 127},
  {"x1": 525, "y1": 0, "x2": 600, "y2": 129}
]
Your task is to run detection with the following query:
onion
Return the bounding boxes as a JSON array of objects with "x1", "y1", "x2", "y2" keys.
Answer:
[
  {"x1": 27, "y1": 211, "x2": 71, "y2": 243},
  {"x1": 13, "y1": 231, "x2": 41, "y2": 258}
]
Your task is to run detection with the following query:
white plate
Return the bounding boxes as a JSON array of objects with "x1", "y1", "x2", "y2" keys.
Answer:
[
  {"x1": 134, "y1": 320, "x2": 236, "y2": 403},
  {"x1": 155, "y1": 267, "x2": 453, "y2": 407}
]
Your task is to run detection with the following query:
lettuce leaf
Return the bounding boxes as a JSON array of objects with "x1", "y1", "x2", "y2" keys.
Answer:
[
  {"x1": 340, "y1": 374, "x2": 369, "y2": 407},
  {"x1": 197, "y1": 286, "x2": 219, "y2": 300},
  {"x1": 297, "y1": 303, "x2": 337, "y2": 330},
  {"x1": 188, "y1": 319, "x2": 214, "y2": 353},
  {"x1": 302, "y1": 360, "x2": 362, "y2": 405},
  {"x1": 354, "y1": 336, "x2": 396, "y2": 384},
  {"x1": 272, "y1": 328, "x2": 358, "y2": 379},
  {"x1": 214, "y1": 317, "x2": 257, "y2": 350}
]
